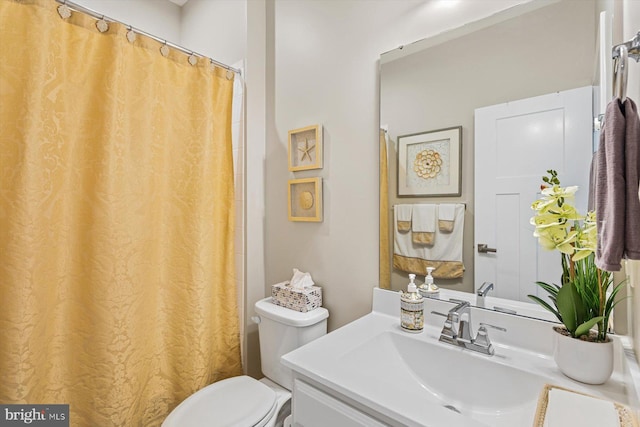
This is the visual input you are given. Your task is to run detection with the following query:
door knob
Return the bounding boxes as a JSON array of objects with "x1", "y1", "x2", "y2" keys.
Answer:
[{"x1": 477, "y1": 244, "x2": 497, "y2": 253}]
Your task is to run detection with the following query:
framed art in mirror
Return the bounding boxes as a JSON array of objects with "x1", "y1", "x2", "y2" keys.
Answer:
[
  {"x1": 397, "y1": 126, "x2": 462, "y2": 197},
  {"x1": 288, "y1": 177, "x2": 322, "y2": 222},
  {"x1": 288, "y1": 124, "x2": 323, "y2": 171}
]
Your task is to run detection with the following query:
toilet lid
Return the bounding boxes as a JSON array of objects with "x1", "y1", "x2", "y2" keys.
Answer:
[{"x1": 162, "y1": 376, "x2": 277, "y2": 427}]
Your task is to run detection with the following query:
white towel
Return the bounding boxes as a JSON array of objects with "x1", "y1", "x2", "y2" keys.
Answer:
[
  {"x1": 394, "y1": 205, "x2": 412, "y2": 222},
  {"x1": 411, "y1": 204, "x2": 436, "y2": 233},
  {"x1": 394, "y1": 205, "x2": 412, "y2": 232},
  {"x1": 395, "y1": 203, "x2": 464, "y2": 263},
  {"x1": 438, "y1": 204, "x2": 457, "y2": 232},
  {"x1": 543, "y1": 388, "x2": 619, "y2": 427},
  {"x1": 438, "y1": 204, "x2": 456, "y2": 221}
]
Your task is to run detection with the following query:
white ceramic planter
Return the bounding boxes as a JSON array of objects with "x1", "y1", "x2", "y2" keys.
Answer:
[{"x1": 553, "y1": 327, "x2": 614, "y2": 385}]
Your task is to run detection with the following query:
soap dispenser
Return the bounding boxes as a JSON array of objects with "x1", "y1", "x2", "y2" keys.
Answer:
[
  {"x1": 419, "y1": 266, "x2": 440, "y2": 299},
  {"x1": 400, "y1": 274, "x2": 424, "y2": 333}
]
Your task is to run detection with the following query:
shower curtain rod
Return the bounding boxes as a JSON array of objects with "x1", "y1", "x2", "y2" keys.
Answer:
[{"x1": 54, "y1": 0, "x2": 241, "y2": 75}]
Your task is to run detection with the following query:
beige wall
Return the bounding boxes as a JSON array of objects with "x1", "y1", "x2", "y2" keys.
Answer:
[
  {"x1": 75, "y1": 0, "x2": 181, "y2": 41},
  {"x1": 266, "y1": 0, "x2": 380, "y2": 331},
  {"x1": 381, "y1": 0, "x2": 597, "y2": 293},
  {"x1": 180, "y1": 0, "x2": 246, "y2": 66},
  {"x1": 243, "y1": 0, "x2": 270, "y2": 379}
]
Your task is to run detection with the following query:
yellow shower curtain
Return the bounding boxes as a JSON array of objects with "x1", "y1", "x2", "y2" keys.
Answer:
[
  {"x1": 0, "y1": 1, "x2": 242, "y2": 425},
  {"x1": 379, "y1": 129, "x2": 391, "y2": 289}
]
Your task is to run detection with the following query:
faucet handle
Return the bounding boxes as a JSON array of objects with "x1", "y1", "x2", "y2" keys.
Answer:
[
  {"x1": 479, "y1": 322, "x2": 506, "y2": 332},
  {"x1": 473, "y1": 322, "x2": 506, "y2": 355},
  {"x1": 431, "y1": 311, "x2": 457, "y2": 339},
  {"x1": 431, "y1": 310, "x2": 459, "y2": 323},
  {"x1": 493, "y1": 306, "x2": 517, "y2": 315}
]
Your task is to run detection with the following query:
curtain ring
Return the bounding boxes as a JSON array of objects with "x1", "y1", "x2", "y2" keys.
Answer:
[
  {"x1": 126, "y1": 26, "x2": 137, "y2": 43},
  {"x1": 57, "y1": 2, "x2": 72, "y2": 19},
  {"x1": 160, "y1": 42, "x2": 170, "y2": 57},
  {"x1": 96, "y1": 16, "x2": 109, "y2": 33},
  {"x1": 188, "y1": 53, "x2": 198, "y2": 66}
]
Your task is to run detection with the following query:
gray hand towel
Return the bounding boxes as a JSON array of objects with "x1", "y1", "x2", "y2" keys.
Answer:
[{"x1": 595, "y1": 97, "x2": 640, "y2": 272}]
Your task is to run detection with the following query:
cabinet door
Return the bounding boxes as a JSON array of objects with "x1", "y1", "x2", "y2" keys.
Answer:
[{"x1": 292, "y1": 379, "x2": 389, "y2": 427}]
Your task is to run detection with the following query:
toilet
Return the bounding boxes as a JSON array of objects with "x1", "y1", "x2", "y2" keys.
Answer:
[{"x1": 162, "y1": 297, "x2": 329, "y2": 427}]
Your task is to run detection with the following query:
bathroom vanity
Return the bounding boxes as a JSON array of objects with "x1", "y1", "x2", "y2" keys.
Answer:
[{"x1": 282, "y1": 288, "x2": 640, "y2": 426}]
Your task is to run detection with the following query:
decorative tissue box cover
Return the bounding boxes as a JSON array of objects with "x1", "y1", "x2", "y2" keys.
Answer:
[{"x1": 271, "y1": 282, "x2": 322, "y2": 312}]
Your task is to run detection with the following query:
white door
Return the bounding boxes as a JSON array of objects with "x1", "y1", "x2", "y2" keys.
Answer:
[{"x1": 474, "y1": 86, "x2": 593, "y2": 302}]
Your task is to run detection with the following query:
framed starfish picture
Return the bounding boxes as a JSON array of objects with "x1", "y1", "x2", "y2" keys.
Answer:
[{"x1": 288, "y1": 125, "x2": 323, "y2": 171}]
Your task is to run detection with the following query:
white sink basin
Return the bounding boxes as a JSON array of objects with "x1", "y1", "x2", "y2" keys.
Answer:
[
  {"x1": 390, "y1": 332, "x2": 547, "y2": 414},
  {"x1": 338, "y1": 329, "x2": 547, "y2": 425}
]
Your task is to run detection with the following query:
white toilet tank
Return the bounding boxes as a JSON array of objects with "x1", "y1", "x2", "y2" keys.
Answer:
[{"x1": 255, "y1": 297, "x2": 329, "y2": 391}]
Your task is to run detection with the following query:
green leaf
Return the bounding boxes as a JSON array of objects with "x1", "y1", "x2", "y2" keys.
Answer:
[
  {"x1": 556, "y1": 282, "x2": 586, "y2": 336},
  {"x1": 605, "y1": 282, "x2": 626, "y2": 317},
  {"x1": 535, "y1": 281, "x2": 560, "y2": 296},
  {"x1": 574, "y1": 316, "x2": 604, "y2": 338},
  {"x1": 527, "y1": 295, "x2": 561, "y2": 322}
]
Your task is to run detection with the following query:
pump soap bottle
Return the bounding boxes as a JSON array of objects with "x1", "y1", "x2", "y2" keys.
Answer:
[
  {"x1": 400, "y1": 274, "x2": 424, "y2": 333},
  {"x1": 418, "y1": 266, "x2": 440, "y2": 299}
]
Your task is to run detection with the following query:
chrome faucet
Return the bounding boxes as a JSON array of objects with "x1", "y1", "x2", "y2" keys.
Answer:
[
  {"x1": 436, "y1": 300, "x2": 472, "y2": 343},
  {"x1": 431, "y1": 298, "x2": 505, "y2": 356},
  {"x1": 476, "y1": 282, "x2": 494, "y2": 308}
]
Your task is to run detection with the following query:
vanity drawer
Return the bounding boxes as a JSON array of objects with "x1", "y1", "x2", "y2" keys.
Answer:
[{"x1": 292, "y1": 379, "x2": 389, "y2": 427}]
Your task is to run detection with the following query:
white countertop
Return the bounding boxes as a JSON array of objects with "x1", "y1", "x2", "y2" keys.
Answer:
[{"x1": 282, "y1": 288, "x2": 640, "y2": 427}]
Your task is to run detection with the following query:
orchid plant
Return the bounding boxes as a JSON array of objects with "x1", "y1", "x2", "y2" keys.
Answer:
[{"x1": 528, "y1": 170, "x2": 623, "y2": 342}]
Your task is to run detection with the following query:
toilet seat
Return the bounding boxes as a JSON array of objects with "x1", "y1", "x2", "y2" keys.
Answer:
[{"x1": 162, "y1": 376, "x2": 277, "y2": 427}]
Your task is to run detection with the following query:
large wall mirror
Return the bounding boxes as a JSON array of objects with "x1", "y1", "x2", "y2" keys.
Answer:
[{"x1": 379, "y1": 0, "x2": 609, "y2": 318}]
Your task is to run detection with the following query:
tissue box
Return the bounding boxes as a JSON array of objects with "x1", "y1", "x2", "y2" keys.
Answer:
[{"x1": 271, "y1": 282, "x2": 322, "y2": 312}]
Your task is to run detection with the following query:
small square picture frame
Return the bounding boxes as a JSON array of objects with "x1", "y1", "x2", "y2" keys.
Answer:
[
  {"x1": 288, "y1": 125, "x2": 323, "y2": 171},
  {"x1": 288, "y1": 177, "x2": 322, "y2": 222}
]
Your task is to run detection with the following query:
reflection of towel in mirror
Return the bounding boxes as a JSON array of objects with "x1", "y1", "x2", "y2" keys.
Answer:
[
  {"x1": 394, "y1": 204, "x2": 412, "y2": 232},
  {"x1": 394, "y1": 203, "x2": 465, "y2": 279},
  {"x1": 411, "y1": 204, "x2": 436, "y2": 245},
  {"x1": 438, "y1": 204, "x2": 456, "y2": 232}
]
